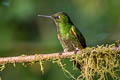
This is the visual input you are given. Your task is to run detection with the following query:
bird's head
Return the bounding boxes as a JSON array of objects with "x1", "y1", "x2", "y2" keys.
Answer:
[
  {"x1": 51, "y1": 12, "x2": 70, "y2": 23},
  {"x1": 38, "y1": 12, "x2": 71, "y2": 23}
]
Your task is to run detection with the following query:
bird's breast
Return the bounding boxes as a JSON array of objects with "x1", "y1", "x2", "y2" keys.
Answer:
[{"x1": 57, "y1": 31, "x2": 81, "y2": 51}]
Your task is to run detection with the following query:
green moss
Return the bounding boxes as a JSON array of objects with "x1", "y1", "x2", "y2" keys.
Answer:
[
  {"x1": 39, "y1": 59, "x2": 44, "y2": 74},
  {"x1": 56, "y1": 59, "x2": 76, "y2": 80},
  {"x1": 13, "y1": 62, "x2": 16, "y2": 67},
  {"x1": 0, "y1": 64, "x2": 5, "y2": 71},
  {"x1": 70, "y1": 44, "x2": 120, "y2": 80}
]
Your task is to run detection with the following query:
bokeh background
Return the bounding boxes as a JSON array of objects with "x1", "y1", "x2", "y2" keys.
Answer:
[{"x1": 0, "y1": 0, "x2": 120, "y2": 80}]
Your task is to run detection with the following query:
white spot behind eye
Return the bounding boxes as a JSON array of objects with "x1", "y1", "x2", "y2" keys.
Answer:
[{"x1": 58, "y1": 16, "x2": 60, "y2": 19}]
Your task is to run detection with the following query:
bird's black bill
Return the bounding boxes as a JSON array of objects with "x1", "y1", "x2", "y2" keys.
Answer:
[{"x1": 38, "y1": 15, "x2": 52, "y2": 19}]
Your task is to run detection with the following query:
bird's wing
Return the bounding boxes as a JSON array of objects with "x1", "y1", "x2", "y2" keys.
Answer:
[{"x1": 71, "y1": 26, "x2": 86, "y2": 48}]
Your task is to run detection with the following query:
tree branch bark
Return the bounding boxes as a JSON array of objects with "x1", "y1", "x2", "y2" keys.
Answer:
[{"x1": 0, "y1": 47, "x2": 120, "y2": 64}]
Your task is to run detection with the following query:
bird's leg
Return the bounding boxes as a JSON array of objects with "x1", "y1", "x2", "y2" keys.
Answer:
[
  {"x1": 74, "y1": 48, "x2": 80, "y2": 54},
  {"x1": 59, "y1": 51, "x2": 63, "y2": 55},
  {"x1": 59, "y1": 48, "x2": 68, "y2": 55}
]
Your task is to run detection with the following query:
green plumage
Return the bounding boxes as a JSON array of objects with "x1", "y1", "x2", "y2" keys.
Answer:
[{"x1": 51, "y1": 12, "x2": 86, "y2": 52}]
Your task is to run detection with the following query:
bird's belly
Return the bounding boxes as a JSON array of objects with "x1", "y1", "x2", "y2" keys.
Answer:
[{"x1": 61, "y1": 37, "x2": 81, "y2": 52}]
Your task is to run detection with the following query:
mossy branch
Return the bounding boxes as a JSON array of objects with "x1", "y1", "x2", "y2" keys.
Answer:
[
  {"x1": 0, "y1": 51, "x2": 73, "y2": 64},
  {"x1": 0, "y1": 45, "x2": 119, "y2": 64},
  {"x1": 0, "y1": 44, "x2": 120, "y2": 80}
]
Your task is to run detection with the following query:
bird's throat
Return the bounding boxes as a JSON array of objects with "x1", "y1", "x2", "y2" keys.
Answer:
[{"x1": 57, "y1": 22, "x2": 71, "y2": 36}]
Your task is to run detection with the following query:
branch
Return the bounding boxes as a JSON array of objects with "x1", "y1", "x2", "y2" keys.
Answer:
[
  {"x1": 0, "y1": 51, "x2": 74, "y2": 64},
  {"x1": 0, "y1": 46, "x2": 120, "y2": 64}
]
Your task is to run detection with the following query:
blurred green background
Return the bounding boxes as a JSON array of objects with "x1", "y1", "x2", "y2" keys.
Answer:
[{"x1": 0, "y1": 0, "x2": 120, "y2": 80}]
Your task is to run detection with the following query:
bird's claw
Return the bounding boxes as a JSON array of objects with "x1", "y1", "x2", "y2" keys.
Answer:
[
  {"x1": 74, "y1": 48, "x2": 80, "y2": 54},
  {"x1": 59, "y1": 49, "x2": 68, "y2": 55},
  {"x1": 59, "y1": 51, "x2": 64, "y2": 55}
]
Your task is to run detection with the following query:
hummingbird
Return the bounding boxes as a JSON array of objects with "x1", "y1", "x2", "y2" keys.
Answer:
[{"x1": 38, "y1": 12, "x2": 86, "y2": 69}]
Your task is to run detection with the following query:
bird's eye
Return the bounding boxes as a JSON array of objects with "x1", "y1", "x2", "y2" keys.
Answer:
[{"x1": 56, "y1": 16, "x2": 60, "y2": 19}]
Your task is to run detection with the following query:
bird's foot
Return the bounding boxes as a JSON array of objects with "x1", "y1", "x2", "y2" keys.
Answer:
[
  {"x1": 74, "y1": 48, "x2": 80, "y2": 54},
  {"x1": 59, "y1": 49, "x2": 68, "y2": 55},
  {"x1": 59, "y1": 51, "x2": 64, "y2": 55}
]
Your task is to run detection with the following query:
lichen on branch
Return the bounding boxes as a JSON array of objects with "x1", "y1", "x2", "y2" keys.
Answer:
[{"x1": 71, "y1": 44, "x2": 120, "y2": 80}]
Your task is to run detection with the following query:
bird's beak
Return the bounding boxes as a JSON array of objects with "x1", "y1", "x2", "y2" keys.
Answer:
[{"x1": 38, "y1": 15, "x2": 53, "y2": 19}]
